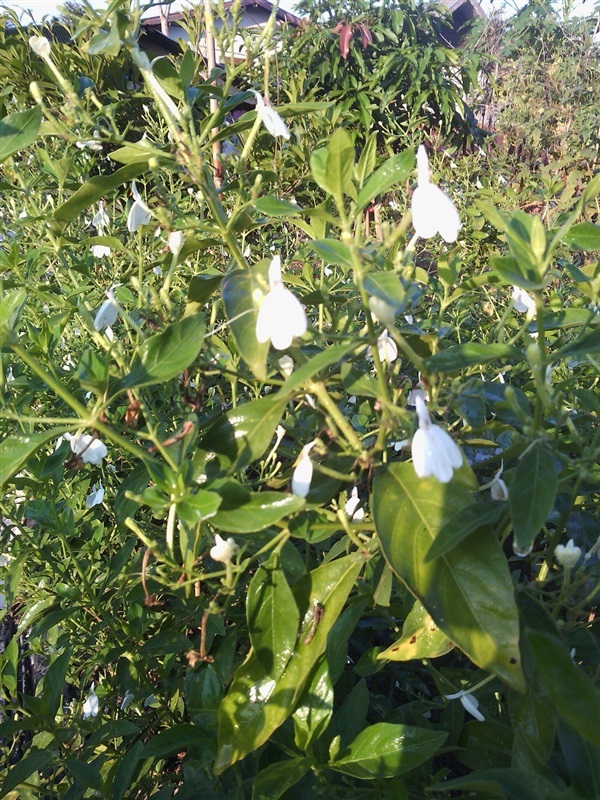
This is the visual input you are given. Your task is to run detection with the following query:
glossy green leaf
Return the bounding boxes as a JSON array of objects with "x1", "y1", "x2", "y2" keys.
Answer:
[
  {"x1": 354, "y1": 132, "x2": 377, "y2": 188},
  {"x1": 563, "y1": 221, "x2": 600, "y2": 251},
  {"x1": 0, "y1": 106, "x2": 42, "y2": 163},
  {"x1": 222, "y1": 267, "x2": 269, "y2": 380},
  {"x1": 212, "y1": 491, "x2": 304, "y2": 533},
  {"x1": 0, "y1": 429, "x2": 66, "y2": 486},
  {"x1": 527, "y1": 629, "x2": 600, "y2": 747},
  {"x1": 278, "y1": 341, "x2": 357, "y2": 398},
  {"x1": 216, "y1": 554, "x2": 364, "y2": 771},
  {"x1": 509, "y1": 444, "x2": 557, "y2": 556},
  {"x1": 0, "y1": 748, "x2": 55, "y2": 798},
  {"x1": 247, "y1": 552, "x2": 300, "y2": 676},
  {"x1": 187, "y1": 273, "x2": 222, "y2": 304},
  {"x1": 424, "y1": 343, "x2": 523, "y2": 374},
  {"x1": 200, "y1": 395, "x2": 286, "y2": 471},
  {"x1": 378, "y1": 600, "x2": 454, "y2": 661},
  {"x1": 330, "y1": 722, "x2": 447, "y2": 779},
  {"x1": 252, "y1": 757, "x2": 311, "y2": 800},
  {"x1": 177, "y1": 489, "x2": 222, "y2": 526},
  {"x1": 373, "y1": 463, "x2": 524, "y2": 690},
  {"x1": 53, "y1": 163, "x2": 147, "y2": 223},
  {"x1": 356, "y1": 149, "x2": 414, "y2": 211},
  {"x1": 116, "y1": 315, "x2": 204, "y2": 391},
  {"x1": 425, "y1": 500, "x2": 507, "y2": 562},
  {"x1": 254, "y1": 197, "x2": 303, "y2": 217},
  {"x1": 309, "y1": 239, "x2": 355, "y2": 269},
  {"x1": 143, "y1": 724, "x2": 203, "y2": 758},
  {"x1": 293, "y1": 657, "x2": 334, "y2": 750}
]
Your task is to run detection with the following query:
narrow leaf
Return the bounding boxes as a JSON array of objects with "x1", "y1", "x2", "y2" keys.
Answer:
[{"x1": 509, "y1": 444, "x2": 557, "y2": 556}]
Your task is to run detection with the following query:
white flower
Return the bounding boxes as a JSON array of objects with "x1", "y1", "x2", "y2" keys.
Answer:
[
  {"x1": 127, "y1": 182, "x2": 151, "y2": 232},
  {"x1": 94, "y1": 288, "x2": 119, "y2": 331},
  {"x1": 92, "y1": 201, "x2": 109, "y2": 234},
  {"x1": 391, "y1": 439, "x2": 409, "y2": 452},
  {"x1": 91, "y1": 245, "x2": 111, "y2": 258},
  {"x1": 407, "y1": 388, "x2": 428, "y2": 407},
  {"x1": 76, "y1": 140, "x2": 103, "y2": 151},
  {"x1": 251, "y1": 91, "x2": 290, "y2": 139},
  {"x1": 292, "y1": 441, "x2": 316, "y2": 498},
  {"x1": 210, "y1": 533, "x2": 239, "y2": 564},
  {"x1": 490, "y1": 462, "x2": 508, "y2": 501},
  {"x1": 167, "y1": 231, "x2": 184, "y2": 255},
  {"x1": 256, "y1": 255, "x2": 307, "y2": 350},
  {"x1": 152, "y1": 266, "x2": 163, "y2": 276},
  {"x1": 65, "y1": 433, "x2": 107, "y2": 466},
  {"x1": 376, "y1": 330, "x2": 398, "y2": 363},
  {"x1": 85, "y1": 481, "x2": 104, "y2": 508},
  {"x1": 82, "y1": 684, "x2": 99, "y2": 719},
  {"x1": 345, "y1": 487, "x2": 365, "y2": 521},
  {"x1": 412, "y1": 145, "x2": 461, "y2": 243},
  {"x1": 411, "y1": 396, "x2": 463, "y2": 483},
  {"x1": 120, "y1": 690, "x2": 135, "y2": 711},
  {"x1": 445, "y1": 690, "x2": 485, "y2": 722},
  {"x1": 555, "y1": 539, "x2": 582, "y2": 569},
  {"x1": 511, "y1": 286, "x2": 536, "y2": 316},
  {"x1": 368, "y1": 296, "x2": 396, "y2": 329},
  {"x1": 278, "y1": 355, "x2": 294, "y2": 376},
  {"x1": 29, "y1": 36, "x2": 51, "y2": 58}
]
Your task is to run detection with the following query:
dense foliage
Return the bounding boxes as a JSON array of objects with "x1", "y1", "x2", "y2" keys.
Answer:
[{"x1": 0, "y1": 1, "x2": 598, "y2": 798}]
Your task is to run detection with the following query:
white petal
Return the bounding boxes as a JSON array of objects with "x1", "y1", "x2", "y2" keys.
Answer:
[
  {"x1": 411, "y1": 428, "x2": 431, "y2": 478},
  {"x1": 377, "y1": 331, "x2": 398, "y2": 363},
  {"x1": 268, "y1": 254, "x2": 282, "y2": 289},
  {"x1": 93, "y1": 298, "x2": 118, "y2": 330},
  {"x1": 127, "y1": 200, "x2": 151, "y2": 232},
  {"x1": 255, "y1": 290, "x2": 280, "y2": 344},
  {"x1": 412, "y1": 183, "x2": 460, "y2": 243},
  {"x1": 292, "y1": 455, "x2": 313, "y2": 498},
  {"x1": 511, "y1": 287, "x2": 535, "y2": 314},
  {"x1": 91, "y1": 245, "x2": 111, "y2": 258},
  {"x1": 261, "y1": 106, "x2": 291, "y2": 139},
  {"x1": 412, "y1": 185, "x2": 440, "y2": 239},
  {"x1": 29, "y1": 35, "x2": 51, "y2": 57},
  {"x1": 460, "y1": 694, "x2": 485, "y2": 722},
  {"x1": 255, "y1": 287, "x2": 306, "y2": 350},
  {"x1": 168, "y1": 231, "x2": 184, "y2": 255},
  {"x1": 86, "y1": 481, "x2": 105, "y2": 508},
  {"x1": 345, "y1": 487, "x2": 361, "y2": 517},
  {"x1": 416, "y1": 144, "x2": 430, "y2": 185}
]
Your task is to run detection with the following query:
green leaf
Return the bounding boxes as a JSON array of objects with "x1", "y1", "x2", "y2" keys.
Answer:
[
  {"x1": 356, "y1": 149, "x2": 414, "y2": 211},
  {"x1": 40, "y1": 649, "x2": 70, "y2": 719},
  {"x1": 212, "y1": 491, "x2": 304, "y2": 533},
  {"x1": 200, "y1": 396, "x2": 286, "y2": 471},
  {"x1": 177, "y1": 489, "x2": 222, "y2": 526},
  {"x1": 563, "y1": 222, "x2": 600, "y2": 251},
  {"x1": 309, "y1": 239, "x2": 355, "y2": 269},
  {"x1": 115, "y1": 315, "x2": 204, "y2": 391},
  {"x1": 330, "y1": 722, "x2": 447, "y2": 779},
  {"x1": 0, "y1": 748, "x2": 55, "y2": 798},
  {"x1": 216, "y1": 554, "x2": 364, "y2": 771},
  {"x1": 0, "y1": 287, "x2": 27, "y2": 346},
  {"x1": 278, "y1": 341, "x2": 357, "y2": 398},
  {"x1": 143, "y1": 724, "x2": 203, "y2": 758},
  {"x1": 187, "y1": 273, "x2": 222, "y2": 304},
  {"x1": 252, "y1": 757, "x2": 312, "y2": 800},
  {"x1": 553, "y1": 327, "x2": 600, "y2": 360},
  {"x1": 254, "y1": 197, "x2": 303, "y2": 217},
  {"x1": 64, "y1": 760, "x2": 104, "y2": 792},
  {"x1": 311, "y1": 129, "x2": 355, "y2": 201},
  {"x1": 425, "y1": 500, "x2": 507, "y2": 562},
  {"x1": 247, "y1": 552, "x2": 300, "y2": 676},
  {"x1": 354, "y1": 131, "x2": 377, "y2": 188},
  {"x1": 110, "y1": 740, "x2": 143, "y2": 800},
  {"x1": 0, "y1": 106, "x2": 42, "y2": 163},
  {"x1": 527, "y1": 629, "x2": 600, "y2": 747},
  {"x1": 490, "y1": 255, "x2": 546, "y2": 291},
  {"x1": 293, "y1": 657, "x2": 334, "y2": 750},
  {"x1": 0, "y1": 429, "x2": 65, "y2": 486},
  {"x1": 429, "y1": 768, "x2": 574, "y2": 800},
  {"x1": 363, "y1": 272, "x2": 421, "y2": 316},
  {"x1": 509, "y1": 444, "x2": 557, "y2": 556},
  {"x1": 377, "y1": 600, "x2": 454, "y2": 661},
  {"x1": 558, "y1": 720, "x2": 600, "y2": 800},
  {"x1": 373, "y1": 463, "x2": 524, "y2": 690},
  {"x1": 424, "y1": 343, "x2": 523, "y2": 374},
  {"x1": 53, "y1": 163, "x2": 147, "y2": 223},
  {"x1": 222, "y1": 267, "x2": 269, "y2": 380}
]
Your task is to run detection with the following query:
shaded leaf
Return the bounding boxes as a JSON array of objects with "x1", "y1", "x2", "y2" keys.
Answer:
[
  {"x1": 509, "y1": 444, "x2": 557, "y2": 556},
  {"x1": 0, "y1": 106, "x2": 42, "y2": 163}
]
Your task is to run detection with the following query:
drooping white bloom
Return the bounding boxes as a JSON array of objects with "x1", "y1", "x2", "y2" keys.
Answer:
[
  {"x1": 292, "y1": 441, "x2": 316, "y2": 498},
  {"x1": 511, "y1": 286, "x2": 536, "y2": 316},
  {"x1": 256, "y1": 255, "x2": 307, "y2": 350},
  {"x1": 445, "y1": 690, "x2": 485, "y2": 722},
  {"x1": 345, "y1": 487, "x2": 365, "y2": 521},
  {"x1": 85, "y1": 481, "x2": 104, "y2": 508},
  {"x1": 210, "y1": 533, "x2": 239, "y2": 564},
  {"x1": 278, "y1": 355, "x2": 294, "y2": 376},
  {"x1": 411, "y1": 396, "x2": 463, "y2": 483},
  {"x1": 412, "y1": 145, "x2": 461, "y2": 243},
  {"x1": 29, "y1": 36, "x2": 51, "y2": 58},
  {"x1": 76, "y1": 139, "x2": 103, "y2": 151},
  {"x1": 91, "y1": 244, "x2": 111, "y2": 258},
  {"x1": 127, "y1": 182, "x2": 151, "y2": 232},
  {"x1": 555, "y1": 539, "x2": 582, "y2": 569},
  {"x1": 490, "y1": 462, "x2": 508, "y2": 501},
  {"x1": 152, "y1": 266, "x2": 163, "y2": 276},
  {"x1": 407, "y1": 388, "x2": 428, "y2": 407},
  {"x1": 120, "y1": 690, "x2": 135, "y2": 711},
  {"x1": 167, "y1": 231, "x2": 184, "y2": 255},
  {"x1": 376, "y1": 330, "x2": 398, "y2": 363},
  {"x1": 94, "y1": 288, "x2": 119, "y2": 331},
  {"x1": 65, "y1": 433, "x2": 107, "y2": 466},
  {"x1": 251, "y1": 91, "x2": 290, "y2": 140},
  {"x1": 92, "y1": 201, "x2": 109, "y2": 234},
  {"x1": 82, "y1": 684, "x2": 99, "y2": 719}
]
